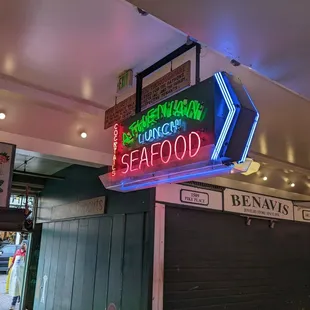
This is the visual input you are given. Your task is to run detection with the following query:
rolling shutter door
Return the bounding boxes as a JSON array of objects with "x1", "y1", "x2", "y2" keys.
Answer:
[{"x1": 164, "y1": 206, "x2": 310, "y2": 310}]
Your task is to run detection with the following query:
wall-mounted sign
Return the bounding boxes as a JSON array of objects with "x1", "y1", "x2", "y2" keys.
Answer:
[
  {"x1": 294, "y1": 205, "x2": 310, "y2": 223},
  {"x1": 224, "y1": 189, "x2": 294, "y2": 221},
  {"x1": 37, "y1": 196, "x2": 105, "y2": 223},
  {"x1": 156, "y1": 184, "x2": 310, "y2": 224},
  {"x1": 156, "y1": 184, "x2": 222, "y2": 210},
  {"x1": 180, "y1": 189, "x2": 209, "y2": 206},
  {"x1": 100, "y1": 72, "x2": 259, "y2": 192},
  {"x1": 104, "y1": 61, "x2": 191, "y2": 129},
  {"x1": 52, "y1": 196, "x2": 105, "y2": 221},
  {"x1": 0, "y1": 143, "x2": 16, "y2": 208}
]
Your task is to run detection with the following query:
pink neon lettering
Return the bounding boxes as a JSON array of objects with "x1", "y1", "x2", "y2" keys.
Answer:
[
  {"x1": 120, "y1": 132, "x2": 203, "y2": 175},
  {"x1": 151, "y1": 143, "x2": 160, "y2": 166},
  {"x1": 139, "y1": 147, "x2": 150, "y2": 169},
  {"x1": 130, "y1": 150, "x2": 139, "y2": 171},
  {"x1": 160, "y1": 140, "x2": 172, "y2": 164},
  {"x1": 174, "y1": 135, "x2": 186, "y2": 160},
  {"x1": 112, "y1": 123, "x2": 119, "y2": 177},
  {"x1": 121, "y1": 154, "x2": 129, "y2": 174},
  {"x1": 189, "y1": 132, "x2": 201, "y2": 157}
]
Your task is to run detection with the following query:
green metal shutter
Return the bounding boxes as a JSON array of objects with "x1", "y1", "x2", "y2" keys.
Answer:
[{"x1": 164, "y1": 206, "x2": 310, "y2": 310}]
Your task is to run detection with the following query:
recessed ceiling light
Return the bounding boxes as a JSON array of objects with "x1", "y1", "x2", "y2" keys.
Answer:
[
  {"x1": 263, "y1": 176, "x2": 268, "y2": 181},
  {"x1": 0, "y1": 113, "x2": 6, "y2": 120},
  {"x1": 80, "y1": 132, "x2": 87, "y2": 139},
  {"x1": 290, "y1": 182, "x2": 295, "y2": 188}
]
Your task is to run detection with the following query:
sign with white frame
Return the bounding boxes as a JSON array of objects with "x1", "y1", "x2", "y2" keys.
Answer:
[
  {"x1": 224, "y1": 189, "x2": 294, "y2": 221},
  {"x1": 51, "y1": 196, "x2": 105, "y2": 221},
  {"x1": 156, "y1": 184, "x2": 222, "y2": 210},
  {"x1": 0, "y1": 143, "x2": 16, "y2": 208},
  {"x1": 294, "y1": 205, "x2": 310, "y2": 223}
]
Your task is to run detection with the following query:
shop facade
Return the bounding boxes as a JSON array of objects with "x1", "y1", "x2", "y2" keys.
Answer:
[
  {"x1": 153, "y1": 183, "x2": 310, "y2": 309},
  {"x1": 33, "y1": 165, "x2": 155, "y2": 310},
  {"x1": 32, "y1": 171, "x2": 310, "y2": 310},
  {"x1": 31, "y1": 43, "x2": 310, "y2": 310},
  {"x1": 32, "y1": 52, "x2": 264, "y2": 309}
]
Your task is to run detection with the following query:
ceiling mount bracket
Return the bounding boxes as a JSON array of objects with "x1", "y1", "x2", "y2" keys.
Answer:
[{"x1": 135, "y1": 40, "x2": 201, "y2": 114}]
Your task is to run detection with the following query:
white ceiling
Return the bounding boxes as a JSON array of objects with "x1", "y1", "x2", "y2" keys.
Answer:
[
  {"x1": 126, "y1": 0, "x2": 310, "y2": 101},
  {"x1": 2, "y1": 0, "x2": 310, "y2": 196},
  {"x1": 0, "y1": 0, "x2": 186, "y2": 107},
  {"x1": 14, "y1": 152, "x2": 71, "y2": 175}
]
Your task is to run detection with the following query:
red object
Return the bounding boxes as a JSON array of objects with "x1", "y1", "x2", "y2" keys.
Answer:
[
  {"x1": 114, "y1": 129, "x2": 213, "y2": 179},
  {"x1": 11, "y1": 248, "x2": 26, "y2": 266}
]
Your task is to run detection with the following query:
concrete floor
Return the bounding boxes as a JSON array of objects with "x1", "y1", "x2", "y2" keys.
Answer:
[{"x1": 0, "y1": 273, "x2": 14, "y2": 310}]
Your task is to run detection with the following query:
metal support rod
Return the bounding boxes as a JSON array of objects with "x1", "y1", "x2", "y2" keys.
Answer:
[
  {"x1": 135, "y1": 41, "x2": 201, "y2": 113},
  {"x1": 135, "y1": 74, "x2": 143, "y2": 114},
  {"x1": 12, "y1": 181, "x2": 44, "y2": 189},
  {"x1": 13, "y1": 170, "x2": 65, "y2": 180},
  {"x1": 195, "y1": 43, "x2": 201, "y2": 84}
]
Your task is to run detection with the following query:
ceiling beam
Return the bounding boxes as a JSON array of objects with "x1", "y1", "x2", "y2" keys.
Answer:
[
  {"x1": 249, "y1": 151, "x2": 310, "y2": 176},
  {"x1": 13, "y1": 170, "x2": 65, "y2": 180},
  {"x1": 16, "y1": 149, "x2": 104, "y2": 169},
  {"x1": 12, "y1": 173, "x2": 46, "y2": 186},
  {"x1": 0, "y1": 73, "x2": 108, "y2": 115},
  {"x1": 12, "y1": 181, "x2": 44, "y2": 189}
]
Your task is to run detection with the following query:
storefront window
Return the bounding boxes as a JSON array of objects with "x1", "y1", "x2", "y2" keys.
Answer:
[{"x1": 9, "y1": 194, "x2": 34, "y2": 211}]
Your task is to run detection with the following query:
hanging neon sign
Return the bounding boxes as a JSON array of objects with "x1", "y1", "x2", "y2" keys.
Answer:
[
  {"x1": 122, "y1": 131, "x2": 201, "y2": 174},
  {"x1": 123, "y1": 99, "x2": 206, "y2": 146},
  {"x1": 114, "y1": 97, "x2": 213, "y2": 178},
  {"x1": 111, "y1": 123, "x2": 119, "y2": 177},
  {"x1": 137, "y1": 119, "x2": 185, "y2": 144},
  {"x1": 100, "y1": 72, "x2": 259, "y2": 192}
]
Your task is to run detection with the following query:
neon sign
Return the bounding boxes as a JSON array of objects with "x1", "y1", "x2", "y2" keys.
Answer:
[
  {"x1": 123, "y1": 99, "x2": 206, "y2": 146},
  {"x1": 122, "y1": 131, "x2": 202, "y2": 173},
  {"x1": 113, "y1": 93, "x2": 214, "y2": 178},
  {"x1": 111, "y1": 123, "x2": 119, "y2": 176},
  {"x1": 100, "y1": 72, "x2": 259, "y2": 192},
  {"x1": 137, "y1": 119, "x2": 185, "y2": 144}
]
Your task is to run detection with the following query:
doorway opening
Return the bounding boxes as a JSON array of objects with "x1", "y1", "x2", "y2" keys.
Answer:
[{"x1": 0, "y1": 232, "x2": 29, "y2": 310}]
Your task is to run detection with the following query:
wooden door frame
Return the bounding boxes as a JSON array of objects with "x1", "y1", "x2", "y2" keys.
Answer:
[{"x1": 152, "y1": 203, "x2": 166, "y2": 310}]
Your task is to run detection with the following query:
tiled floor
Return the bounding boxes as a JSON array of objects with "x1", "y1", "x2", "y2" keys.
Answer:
[{"x1": 0, "y1": 273, "x2": 13, "y2": 310}]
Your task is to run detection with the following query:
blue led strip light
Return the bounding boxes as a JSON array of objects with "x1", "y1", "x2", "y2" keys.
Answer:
[
  {"x1": 211, "y1": 72, "x2": 236, "y2": 160},
  {"x1": 121, "y1": 165, "x2": 232, "y2": 192},
  {"x1": 240, "y1": 86, "x2": 260, "y2": 163}
]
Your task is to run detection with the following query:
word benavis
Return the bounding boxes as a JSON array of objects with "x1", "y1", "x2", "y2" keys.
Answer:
[{"x1": 113, "y1": 96, "x2": 215, "y2": 178}]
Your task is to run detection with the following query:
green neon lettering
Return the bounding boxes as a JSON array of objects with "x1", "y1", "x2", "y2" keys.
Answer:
[
  {"x1": 168, "y1": 101, "x2": 174, "y2": 117},
  {"x1": 122, "y1": 98, "x2": 206, "y2": 146},
  {"x1": 147, "y1": 108, "x2": 157, "y2": 127},
  {"x1": 158, "y1": 103, "x2": 165, "y2": 118},
  {"x1": 183, "y1": 99, "x2": 189, "y2": 118},
  {"x1": 174, "y1": 100, "x2": 183, "y2": 117},
  {"x1": 129, "y1": 121, "x2": 138, "y2": 136},
  {"x1": 123, "y1": 132, "x2": 133, "y2": 146}
]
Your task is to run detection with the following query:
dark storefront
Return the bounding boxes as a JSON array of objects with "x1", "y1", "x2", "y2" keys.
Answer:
[
  {"x1": 33, "y1": 165, "x2": 154, "y2": 310},
  {"x1": 31, "y1": 166, "x2": 310, "y2": 310},
  {"x1": 31, "y1": 56, "x2": 310, "y2": 310},
  {"x1": 155, "y1": 183, "x2": 310, "y2": 310}
]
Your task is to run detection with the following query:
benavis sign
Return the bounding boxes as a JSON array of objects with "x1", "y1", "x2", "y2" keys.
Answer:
[
  {"x1": 224, "y1": 189, "x2": 294, "y2": 221},
  {"x1": 100, "y1": 72, "x2": 259, "y2": 192}
]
